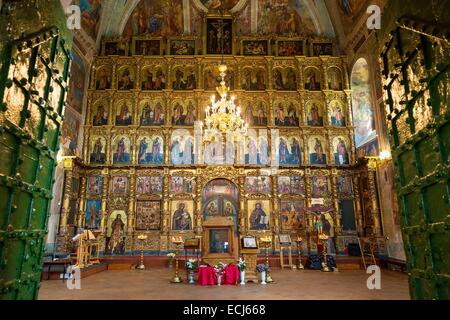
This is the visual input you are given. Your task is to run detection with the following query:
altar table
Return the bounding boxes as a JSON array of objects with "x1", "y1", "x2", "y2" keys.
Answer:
[{"x1": 197, "y1": 265, "x2": 240, "y2": 286}]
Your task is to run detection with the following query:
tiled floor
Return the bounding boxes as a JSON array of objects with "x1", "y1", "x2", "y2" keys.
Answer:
[{"x1": 38, "y1": 268, "x2": 410, "y2": 300}]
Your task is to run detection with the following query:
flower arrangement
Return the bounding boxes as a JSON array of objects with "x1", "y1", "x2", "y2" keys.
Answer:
[
  {"x1": 214, "y1": 262, "x2": 227, "y2": 277},
  {"x1": 256, "y1": 263, "x2": 270, "y2": 273},
  {"x1": 237, "y1": 257, "x2": 246, "y2": 272},
  {"x1": 186, "y1": 258, "x2": 197, "y2": 271}
]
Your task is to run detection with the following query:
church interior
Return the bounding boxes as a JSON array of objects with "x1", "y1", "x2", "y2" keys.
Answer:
[{"x1": 0, "y1": 0, "x2": 449, "y2": 301}]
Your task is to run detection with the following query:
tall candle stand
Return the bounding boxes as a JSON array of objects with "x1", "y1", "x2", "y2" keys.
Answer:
[
  {"x1": 295, "y1": 236, "x2": 304, "y2": 270},
  {"x1": 170, "y1": 237, "x2": 184, "y2": 283},
  {"x1": 318, "y1": 233, "x2": 331, "y2": 272},
  {"x1": 136, "y1": 234, "x2": 148, "y2": 270},
  {"x1": 260, "y1": 236, "x2": 273, "y2": 283}
]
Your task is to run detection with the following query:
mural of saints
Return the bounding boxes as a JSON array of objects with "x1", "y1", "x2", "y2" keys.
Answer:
[
  {"x1": 309, "y1": 137, "x2": 327, "y2": 165},
  {"x1": 140, "y1": 101, "x2": 165, "y2": 126},
  {"x1": 136, "y1": 201, "x2": 161, "y2": 230},
  {"x1": 172, "y1": 101, "x2": 196, "y2": 126},
  {"x1": 170, "y1": 176, "x2": 196, "y2": 194},
  {"x1": 90, "y1": 137, "x2": 106, "y2": 164},
  {"x1": 138, "y1": 136, "x2": 164, "y2": 165},
  {"x1": 277, "y1": 176, "x2": 305, "y2": 194},
  {"x1": 141, "y1": 68, "x2": 166, "y2": 90},
  {"x1": 106, "y1": 212, "x2": 126, "y2": 255},
  {"x1": 136, "y1": 176, "x2": 163, "y2": 194},
  {"x1": 112, "y1": 176, "x2": 128, "y2": 194},
  {"x1": 306, "y1": 102, "x2": 324, "y2": 126},
  {"x1": 273, "y1": 68, "x2": 297, "y2": 91},
  {"x1": 304, "y1": 68, "x2": 321, "y2": 91},
  {"x1": 337, "y1": 176, "x2": 353, "y2": 198},
  {"x1": 115, "y1": 101, "x2": 133, "y2": 126},
  {"x1": 274, "y1": 102, "x2": 299, "y2": 126},
  {"x1": 330, "y1": 101, "x2": 346, "y2": 127},
  {"x1": 172, "y1": 202, "x2": 193, "y2": 230},
  {"x1": 92, "y1": 103, "x2": 108, "y2": 126},
  {"x1": 311, "y1": 176, "x2": 329, "y2": 198},
  {"x1": 281, "y1": 201, "x2": 305, "y2": 231},
  {"x1": 172, "y1": 68, "x2": 196, "y2": 90},
  {"x1": 95, "y1": 67, "x2": 111, "y2": 90},
  {"x1": 113, "y1": 136, "x2": 131, "y2": 164},
  {"x1": 278, "y1": 136, "x2": 302, "y2": 165},
  {"x1": 333, "y1": 137, "x2": 350, "y2": 165},
  {"x1": 85, "y1": 200, "x2": 101, "y2": 229},
  {"x1": 328, "y1": 68, "x2": 343, "y2": 90},
  {"x1": 241, "y1": 68, "x2": 266, "y2": 91},
  {"x1": 249, "y1": 202, "x2": 269, "y2": 230},
  {"x1": 171, "y1": 134, "x2": 194, "y2": 165},
  {"x1": 118, "y1": 67, "x2": 134, "y2": 90},
  {"x1": 244, "y1": 102, "x2": 267, "y2": 126},
  {"x1": 206, "y1": 18, "x2": 233, "y2": 55},
  {"x1": 87, "y1": 176, "x2": 102, "y2": 195}
]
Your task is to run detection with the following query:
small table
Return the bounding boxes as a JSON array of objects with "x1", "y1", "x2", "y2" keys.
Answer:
[{"x1": 198, "y1": 266, "x2": 217, "y2": 286}]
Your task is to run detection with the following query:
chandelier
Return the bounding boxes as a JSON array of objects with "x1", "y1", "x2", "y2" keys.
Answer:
[{"x1": 202, "y1": 64, "x2": 248, "y2": 141}]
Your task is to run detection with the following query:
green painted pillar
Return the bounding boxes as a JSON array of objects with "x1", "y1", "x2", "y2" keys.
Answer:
[
  {"x1": 0, "y1": 0, "x2": 72, "y2": 300},
  {"x1": 379, "y1": 0, "x2": 450, "y2": 299}
]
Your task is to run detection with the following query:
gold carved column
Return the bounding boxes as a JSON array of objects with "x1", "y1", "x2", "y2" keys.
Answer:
[
  {"x1": 367, "y1": 160, "x2": 382, "y2": 236},
  {"x1": 77, "y1": 175, "x2": 87, "y2": 227}
]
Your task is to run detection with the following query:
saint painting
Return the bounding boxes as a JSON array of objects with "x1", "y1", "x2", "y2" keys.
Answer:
[
  {"x1": 334, "y1": 137, "x2": 350, "y2": 165},
  {"x1": 95, "y1": 67, "x2": 111, "y2": 90},
  {"x1": 206, "y1": 18, "x2": 233, "y2": 55},
  {"x1": 136, "y1": 176, "x2": 163, "y2": 194},
  {"x1": 118, "y1": 67, "x2": 134, "y2": 90},
  {"x1": 281, "y1": 201, "x2": 304, "y2": 231},
  {"x1": 172, "y1": 202, "x2": 193, "y2": 231},
  {"x1": 241, "y1": 69, "x2": 266, "y2": 91},
  {"x1": 307, "y1": 102, "x2": 324, "y2": 126},
  {"x1": 277, "y1": 176, "x2": 305, "y2": 194},
  {"x1": 115, "y1": 101, "x2": 133, "y2": 126},
  {"x1": 169, "y1": 40, "x2": 195, "y2": 55},
  {"x1": 111, "y1": 177, "x2": 128, "y2": 194},
  {"x1": 113, "y1": 136, "x2": 131, "y2": 164},
  {"x1": 136, "y1": 201, "x2": 161, "y2": 230},
  {"x1": 245, "y1": 176, "x2": 271, "y2": 193},
  {"x1": 138, "y1": 136, "x2": 164, "y2": 165},
  {"x1": 258, "y1": 136, "x2": 269, "y2": 165},
  {"x1": 337, "y1": 176, "x2": 353, "y2": 198},
  {"x1": 274, "y1": 102, "x2": 299, "y2": 126},
  {"x1": 249, "y1": 202, "x2": 269, "y2": 230},
  {"x1": 305, "y1": 68, "x2": 321, "y2": 91},
  {"x1": 204, "y1": 68, "x2": 235, "y2": 90},
  {"x1": 328, "y1": 67, "x2": 343, "y2": 90},
  {"x1": 278, "y1": 136, "x2": 302, "y2": 166},
  {"x1": 172, "y1": 101, "x2": 196, "y2": 126},
  {"x1": 172, "y1": 68, "x2": 196, "y2": 90},
  {"x1": 277, "y1": 41, "x2": 303, "y2": 56},
  {"x1": 141, "y1": 68, "x2": 166, "y2": 90},
  {"x1": 87, "y1": 176, "x2": 102, "y2": 195},
  {"x1": 242, "y1": 40, "x2": 268, "y2": 56},
  {"x1": 311, "y1": 176, "x2": 329, "y2": 198},
  {"x1": 273, "y1": 68, "x2": 297, "y2": 91},
  {"x1": 140, "y1": 101, "x2": 165, "y2": 126},
  {"x1": 244, "y1": 102, "x2": 267, "y2": 126},
  {"x1": 209, "y1": 229, "x2": 230, "y2": 253},
  {"x1": 330, "y1": 101, "x2": 346, "y2": 127},
  {"x1": 313, "y1": 43, "x2": 333, "y2": 56},
  {"x1": 90, "y1": 137, "x2": 106, "y2": 164},
  {"x1": 171, "y1": 134, "x2": 194, "y2": 165},
  {"x1": 170, "y1": 176, "x2": 196, "y2": 194},
  {"x1": 134, "y1": 39, "x2": 161, "y2": 56},
  {"x1": 106, "y1": 212, "x2": 126, "y2": 255},
  {"x1": 92, "y1": 103, "x2": 108, "y2": 126},
  {"x1": 309, "y1": 137, "x2": 327, "y2": 165},
  {"x1": 85, "y1": 200, "x2": 101, "y2": 229},
  {"x1": 245, "y1": 136, "x2": 258, "y2": 165}
]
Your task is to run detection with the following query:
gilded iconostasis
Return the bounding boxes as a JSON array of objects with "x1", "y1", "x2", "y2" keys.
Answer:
[{"x1": 54, "y1": 0, "x2": 396, "y2": 259}]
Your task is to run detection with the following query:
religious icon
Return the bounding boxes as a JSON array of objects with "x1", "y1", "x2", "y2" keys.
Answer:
[
  {"x1": 248, "y1": 200, "x2": 270, "y2": 230},
  {"x1": 329, "y1": 101, "x2": 346, "y2": 127},
  {"x1": 306, "y1": 101, "x2": 324, "y2": 126},
  {"x1": 170, "y1": 176, "x2": 196, "y2": 194},
  {"x1": 136, "y1": 176, "x2": 163, "y2": 194},
  {"x1": 104, "y1": 41, "x2": 127, "y2": 56},
  {"x1": 274, "y1": 102, "x2": 299, "y2": 126},
  {"x1": 85, "y1": 200, "x2": 101, "y2": 229},
  {"x1": 111, "y1": 176, "x2": 128, "y2": 194},
  {"x1": 311, "y1": 176, "x2": 329, "y2": 198},
  {"x1": 141, "y1": 68, "x2": 166, "y2": 90},
  {"x1": 118, "y1": 67, "x2": 134, "y2": 90},
  {"x1": 206, "y1": 18, "x2": 233, "y2": 55},
  {"x1": 241, "y1": 68, "x2": 266, "y2": 91},
  {"x1": 209, "y1": 229, "x2": 230, "y2": 253},
  {"x1": 241, "y1": 236, "x2": 258, "y2": 249},
  {"x1": 204, "y1": 67, "x2": 235, "y2": 90},
  {"x1": 337, "y1": 176, "x2": 353, "y2": 198},
  {"x1": 169, "y1": 39, "x2": 195, "y2": 55},
  {"x1": 134, "y1": 39, "x2": 161, "y2": 56},
  {"x1": 304, "y1": 68, "x2": 321, "y2": 91},
  {"x1": 205, "y1": 200, "x2": 219, "y2": 216},
  {"x1": 171, "y1": 134, "x2": 194, "y2": 165},
  {"x1": 113, "y1": 136, "x2": 131, "y2": 164},
  {"x1": 136, "y1": 201, "x2": 161, "y2": 230},
  {"x1": 245, "y1": 136, "x2": 258, "y2": 165},
  {"x1": 333, "y1": 136, "x2": 350, "y2": 165},
  {"x1": 244, "y1": 176, "x2": 271, "y2": 193},
  {"x1": 87, "y1": 176, "x2": 102, "y2": 195},
  {"x1": 140, "y1": 100, "x2": 165, "y2": 126},
  {"x1": 92, "y1": 103, "x2": 108, "y2": 126},
  {"x1": 95, "y1": 67, "x2": 111, "y2": 90},
  {"x1": 105, "y1": 211, "x2": 127, "y2": 255},
  {"x1": 137, "y1": 136, "x2": 164, "y2": 165},
  {"x1": 172, "y1": 101, "x2": 196, "y2": 126},
  {"x1": 278, "y1": 136, "x2": 302, "y2": 165},
  {"x1": 172, "y1": 201, "x2": 193, "y2": 231},
  {"x1": 242, "y1": 40, "x2": 269, "y2": 56},
  {"x1": 172, "y1": 68, "x2": 196, "y2": 90},
  {"x1": 309, "y1": 136, "x2": 327, "y2": 165},
  {"x1": 313, "y1": 42, "x2": 333, "y2": 56},
  {"x1": 328, "y1": 68, "x2": 343, "y2": 90},
  {"x1": 258, "y1": 136, "x2": 269, "y2": 165},
  {"x1": 273, "y1": 68, "x2": 297, "y2": 91},
  {"x1": 90, "y1": 137, "x2": 106, "y2": 164},
  {"x1": 277, "y1": 176, "x2": 305, "y2": 194},
  {"x1": 115, "y1": 101, "x2": 133, "y2": 126},
  {"x1": 280, "y1": 200, "x2": 305, "y2": 231},
  {"x1": 277, "y1": 40, "x2": 303, "y2": 56}
]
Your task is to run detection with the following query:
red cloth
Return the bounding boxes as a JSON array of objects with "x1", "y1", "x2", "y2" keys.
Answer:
[
  {"x1": 223, "y1": 265, "x2": 239, "y2": 285},
  {"x1": 197, "y1": 266, "x2": 217, "y2": 286}
]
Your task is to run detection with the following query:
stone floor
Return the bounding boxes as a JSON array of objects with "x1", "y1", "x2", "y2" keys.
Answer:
[{"x1": 38, "y1": 268, "x2": 410, "y2": 300}]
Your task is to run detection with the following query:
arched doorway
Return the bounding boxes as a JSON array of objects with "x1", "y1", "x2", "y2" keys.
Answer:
[{"x1": 202, "y1": 178, "x2": 239, "y2": 232}]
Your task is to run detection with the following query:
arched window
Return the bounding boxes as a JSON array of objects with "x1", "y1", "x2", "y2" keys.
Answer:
[{"x1": 351, "y1": 58, "x2": 378, "y2": 157}]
